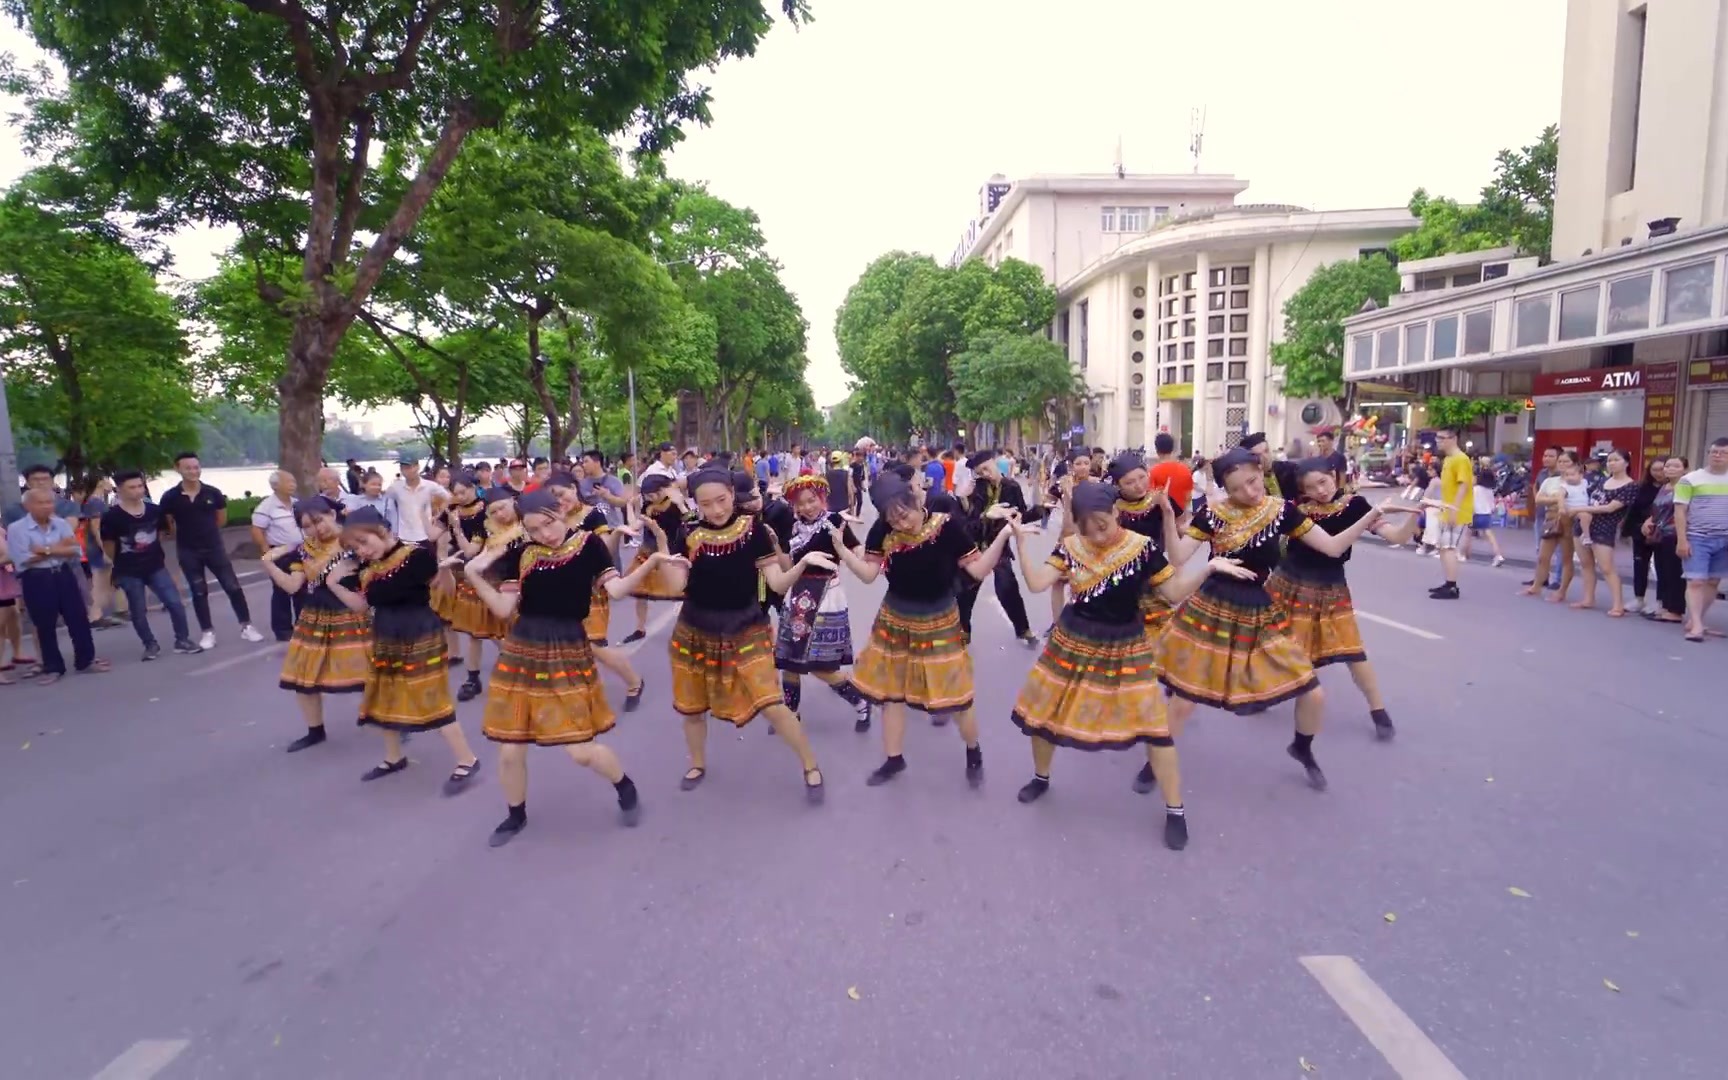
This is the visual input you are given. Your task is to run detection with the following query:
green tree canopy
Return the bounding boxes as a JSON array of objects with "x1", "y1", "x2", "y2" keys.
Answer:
[
  {"x1": 1269, "y1": 255, "x2": 1401, "y2": 411},
  {"x1": 0, "y1": 180, "x2": 198, "y2": 487},
  {"x1": 949, "y1": 331, "x2": 1080, "y2": 428},
  {"x1": 1391, "y1": 125, "x2": 1558, "y2": 263},
  {"x1": 4, "y1": 0, "x2": 809, "y2": 481}
]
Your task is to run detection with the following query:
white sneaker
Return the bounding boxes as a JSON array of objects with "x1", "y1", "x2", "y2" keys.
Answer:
[
  {"x1": 1491, "y1": 555, "x2": 1506, "y2": 567},
  {"x1": 240, "y1": 624, "x2": 266, "y2": 643},
  {"x1": 198, "y1": 630, "x2": 217, "y2": 650}
]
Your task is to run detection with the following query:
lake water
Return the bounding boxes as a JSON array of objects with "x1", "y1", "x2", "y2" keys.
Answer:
[{"x1": 145, "y1": 460, "x2": 403, "y2": 500}]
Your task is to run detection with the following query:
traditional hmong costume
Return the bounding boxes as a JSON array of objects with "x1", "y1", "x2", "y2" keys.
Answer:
[
  {"x1": 570, "y1": 506, "x2": 617, "y2": 645},
  {"x1": 435, "y1": 498, "x2": 509, "y2": 639},
  {"x1": 774, "y1": 476, "x2": 871, "y2": 730},
  {"x1": 482, "y1": 529, "x2": 618, "y2": 746},
  {"x1": 669, "y1": 510, "x2": 785, "y2": 725},
  {"x1": 1157, "y1": 497, "x2": 1318, "y2": 713},
  {"x1": 1265, "y1": 495, "x2": 1373, "y2": 668},
  {"x1": 356, "y1": 542, "x2": 457, "y2": 731},
  {"x1": 851, "y1": 510, "x2": 980, "y2": 716},
  {"x1": 276, "y1": 536, "x2": 371, "y2": 694},
  {"x1": 1012, "y1": 530, "x2": 1173, "y2": 748},
  {"x1": 627, "y1": 481, "x2": 687, "y2": 601}
]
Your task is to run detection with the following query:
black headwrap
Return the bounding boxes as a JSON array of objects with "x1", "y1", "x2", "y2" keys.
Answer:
[
  {"x1": 293, "y1": 495, "x2": 341, "y2": 524},
  {"x1": 543, "y1": 470, "x2": 578, "y2": 491},
  {"x1": 1066, "y1": 447, "x2": 1090, "y2": 464},
  {"x1": 1069, "y1": 480, "x2": 1120, "y2": 517},
  {"x1": 886, "y1": 462, "x2": 917, "y2": 482},
  {"x1": 688, "y1": 467, "x2": 733, "y2": 495},
  {"x1": 1241, "y1": 432, "x2": 1269, "y2": 451},
  {"x1": 343, "y1": 506, "x2": 389, "y2": 531},
  {"x1": 870, "y1": 472, "x2": 917, "y2": 515},
  {"x1": 453, "y1": 468, "x2": 479, "y2": 490},
  {"x1": 965, "y1": 450, "x2": 994, "y2": 471},
  {"x1": 1210, "y1": 447, "x2": 1259, "y2": 486},
  {"x1": 516, "y1": 488, "x2": 562, "y2": 519},
  {"x1": 482, "y1": 487, "x2": 517, "y2": 506},
  {"x1": 731, "y1": 470, "x2": 758, "y2": 498},
  {"x1": 640, "y1": 473, "x2": 674, "y2": 497},
  {"x1": 1107, "y1": 451, "x2": 1146, "y2": 483}
]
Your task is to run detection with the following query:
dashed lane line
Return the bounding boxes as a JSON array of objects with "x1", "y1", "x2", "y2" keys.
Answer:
[
  {"x1": 187, "y1": 643, "x2": 287, "y2": 678},
  {"x1": 1354, "y1": 611, "x2": 1445, "y2": 641},
  {"x1": 91, "y1": 1039, "x2": 190, "y2": 1080},
  {"x1": 1300, "y1": 956, "x2": 1468, "y2": 1079}
]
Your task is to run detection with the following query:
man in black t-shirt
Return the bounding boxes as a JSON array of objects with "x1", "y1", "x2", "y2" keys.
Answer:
[
  {"x1": 102, "y1": 471, "x2": 200, "y2": 660},
  {"x1": 158, "y1": 452, "x2": 264, "y2": 649}
]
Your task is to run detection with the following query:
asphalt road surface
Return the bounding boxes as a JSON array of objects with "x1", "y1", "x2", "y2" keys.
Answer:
[{"x1": 3, "y1": 508, "x2": 1725, "y2": 1079}]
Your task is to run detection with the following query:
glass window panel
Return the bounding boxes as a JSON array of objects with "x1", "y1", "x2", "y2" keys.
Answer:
[
  {"x1": 1558, "y1": 286, "x2": 1599, "y2": 340},
  {"x1": 1404, "y1": 322, "x2": 1427, "y2": 365},
  {"x1": 1515, "y1": 295, "x2": 1552, "y2": 348},
  {"x1": 1209, "y1": 291, "x2": 1225, "y2": 311},
  {"x1": 1351, "y1": 334, "x2": 1373, "y2": 373},
  {"x1": 1463, "y1": 308, "x2": 1493, "y2": 354},
  {"x1": 1606, "y1": 274, "x2": 1651, "y2": 333},
  {"x1": 1376, "y1": 328, "x2": 1400, "y2": 369},
  {"x1": 1226, "y1": 384, "x2": 1247, "y2": 403},
  {"x1": 1208, "y1": 315, "x2": 1225, "y2": 334},
  {"x1": 1229, "y1": 314, "x2": 1248, "y2": 333},
  {"x1": 1209, "y1": 268, "x2": 1226, "y2": 287},
  {"x1": 1230, "y1": 290, "x2": 1249, "y2": 309},
  {"x1": 1227, "y1": 361, "x2": 1246, "y2": 379},
  {"x1": 1207, "y1": 339, "x2": 1224, "y2": 358},
  {"x1": 1231, "y1": 266, "x2": 1250, "y2": 285},
  {"x1": 1206, "y1": 362, "x2": 1223, "y2": 380},
  {"x1": 1432, "y1": 315, "x2": 1459, "y2": 359},
  {"x1": 1663, "y1": 261, "x2": 1716, "y2": 324},
  {"x1": 1180, "y1": 364, "x2": 1194, "y2": 382},
  {"x1": 1228, "y1": 338, "x2": 1247, "y2": 356}
]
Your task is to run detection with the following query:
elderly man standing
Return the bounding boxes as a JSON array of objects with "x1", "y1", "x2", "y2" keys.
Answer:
[
  {"x1": 251, "y1": 469, "x2": 304, "y2": 642},
  {"x1": 5, "y1": 488, "x2": 110, "y2": 684},
  {"x1": 314, "y1": 466, "x2": 350, "y2": 517},
  {"x1": 162, "y1": 452, "x2": 265, "y2": 650},
  {"x1": 385, "y1": 452, "x2": 447, "y2": 547}
]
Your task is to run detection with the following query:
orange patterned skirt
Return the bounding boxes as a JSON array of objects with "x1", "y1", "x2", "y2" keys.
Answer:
[
  {"x1": 629, "y1": 548, "x2": 683, "y2": 601},
  {"x1": 1012, "y1": 611, "x2": 1166, "y2": 748},
  {"x1": 482, "y1": 615, "x2": 616, "y2": 745},
  {"x1": 440, "y1": 576, "x2": 511, "y2": 640},
  {"x1": 851, "y1": 594, "x2": 973, "y2": 715},
  {"x1": 669, "y1": 612, "x2": 782, "y2": 726},
  {"x1": 1265, "y1": 566, "x2": 1366, "y2": 668},
  {"x1": 1157, "y1": 579, "x2": 1316, "y2": 714},
  {"x1": 584, "y1": 582, "x2": 612, "y2": 645},
  {"x1": 279, "y1": 601, "x2": 371, "y2": 694},
  {"x1": 358, "y1": 606, "x2": 457, "y2": 731},
  {"x1": 1140, "y1": 590, "x2": 1175, "y2": 642}
]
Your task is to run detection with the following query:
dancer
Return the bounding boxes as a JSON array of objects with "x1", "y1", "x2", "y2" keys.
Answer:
[
  {"x1": 432, "y1": 470, "x2": 500, "y2": 702},
  {"x1": 464, "y1": 489, "x2": 674, "y2": 847},
  {"x1": 775, "y1": 475, "x2": 873, "y2": 732},
  {"x1": 957, "y1": 451, "x2": 1043, "y2": 646},
  {"x1": 263, "y1": 496, "x2": 371, "y2": 752},
  {"x1": 1043, "y1": 449, "x2": 1093, "y2": 631},
  {"x1": 545, "y1": 473, "x2": 646, "y2": 708},
  {"x1": 829, "y1": 472, "x2": 1016, "y2": 787},
  {"x1": 1265, "y1": 459, "x2": 1420, "y2": 740},
  {"x1": 620, "y1": 472, "x2": 686, "y2": 643},
  {"x1": 1008, "y1": 481, "x2": 1230, "y2": 849},
  {"x1": 1156, "y1": 448, "x2": 1394, "y2": 790},
  {"x1": 324, "y1": 507, "x2": 484, "y2": 793},
  {"x1": 645, "y1": 468, "x2": 831, "y2": 801}
]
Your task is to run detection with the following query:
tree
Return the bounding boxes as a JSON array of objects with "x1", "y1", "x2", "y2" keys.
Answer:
[
  {"x1": 0, "y1": 182, "x2": 199, "y2": 488},
  {"x1": 1269, "y1": 255, "x2": 1401, "y2": 413},
  {"x1": 949, "y1": 331, "x2": 1081, "y2": 428},
  {"x1": 1391, "y1": 125, "x2": 1558, "y2": 263},
  {"x1": 6, "y1": 0, "x2": 809, "y2": 481}
]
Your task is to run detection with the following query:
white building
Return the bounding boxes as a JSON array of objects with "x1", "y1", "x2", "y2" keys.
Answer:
[
  {"x1": 953, "y1": 174, "x2": 1415, "y2": 453},
  {"x1": 1344, "y1": 0, "x2": 1728, "y2": 468}
]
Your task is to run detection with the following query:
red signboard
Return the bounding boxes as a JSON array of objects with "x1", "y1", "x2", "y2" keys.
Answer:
[
  {"x1": 1686, "y1": 356, "x2": 1728, "y2": 387},
  {"x1": 1532, "y1": 367, "x2": 1646, "y2": 396},
  {"x1": 1642, "y1": 361, "x2": 1679, "y2": 466}
]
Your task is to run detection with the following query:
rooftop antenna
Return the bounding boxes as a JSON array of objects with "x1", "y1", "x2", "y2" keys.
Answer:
[
  {"x1": 1189, "y1": 107, "x2": 1207, "y2": 173},
  {"x1": 1113, "y1": 134, "x2": 1125, "y2": 179}
]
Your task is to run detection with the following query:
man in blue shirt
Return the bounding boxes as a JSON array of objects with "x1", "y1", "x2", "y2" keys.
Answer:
[{"x1": 5, "y1": 487, "x2": 108, "y2": 682}]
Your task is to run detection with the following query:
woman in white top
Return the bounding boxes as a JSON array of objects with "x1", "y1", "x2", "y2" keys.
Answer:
[
  {"x1": 1460, "y1": 466, "x2": 1505, "y2": 566},
  {"x1": 1521, "y1": 450, "x2": 1590, "y2": 602}
]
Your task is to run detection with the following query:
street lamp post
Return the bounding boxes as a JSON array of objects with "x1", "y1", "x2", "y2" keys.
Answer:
[
  {"x1": 628, "y1": 365, "x2": 638, "y2": 460},
  {"x1": 0, "y1": 366, "x2": 20, "y2": 518}
]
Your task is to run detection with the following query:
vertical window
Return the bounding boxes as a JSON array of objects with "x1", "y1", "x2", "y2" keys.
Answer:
[
  {"x1": 1230, "y1": 266, "x2": 1251, "y2": 285},
  {"x1": 1610, "y1": 7, "x2": 1647, "y2": 194},
  {"x1": 1404, "y1": 322, "x2": 1427, "y2": 366},
  {"x1": 1078, "y1": 300, "x2": 1089, "y2": 370},
  {"x1": 1375, "y1": 328, "x2": 1400, "y2": 369},
  {"x1": 1099, "y1": 207, "x2": 1117, "y2": 232}
]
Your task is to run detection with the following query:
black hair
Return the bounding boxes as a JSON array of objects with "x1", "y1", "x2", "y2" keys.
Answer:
[
  {"x1": 174, "y1": 451, "x2": 199, "y2": 464},
  {"x1": 1713, "y1": 436, "x2": 1728, "y2": 449},
  {"x1": 1210, "y1": 447, "x2": 1259, "y2": 486},
  {"x1": 1291, "y1": 457, "x2": 1337, "y2": 488},
  {"x1": 113, "y1": 469, "x2": 146, "y2": 486},
  {"x1": 1241, "y1": 432, "x2": 1268, "y2": 450},
  {"x1": 532, "y1": 456, "x2": 549, "y2": 467},
  {"x1": 23, "y1": 463, "x2": 52, "y2": 479},
  {"x1": 582, "y1": 449, "x2": 605, "y2": 464},
  {"x1": 1153, "y1": 433, "x2": 1175, "y2": 455}
]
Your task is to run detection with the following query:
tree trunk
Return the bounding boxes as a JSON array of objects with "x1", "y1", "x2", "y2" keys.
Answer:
[{"x1": 277, "y1": 337, "x2": 330, "y2": 485}]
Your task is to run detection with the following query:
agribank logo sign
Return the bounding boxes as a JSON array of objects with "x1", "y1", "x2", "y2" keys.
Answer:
[{"x1": 1533, "y1": 368, "x2": 1644, "y2": 395}]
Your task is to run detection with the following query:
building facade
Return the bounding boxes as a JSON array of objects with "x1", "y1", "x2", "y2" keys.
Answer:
[
  {"x1": 1344, "y1": 0, "x2": 1728, "y2": 468},
  {"x1": 950, "y1": 173, "x2": 1415, "y2": 453}
]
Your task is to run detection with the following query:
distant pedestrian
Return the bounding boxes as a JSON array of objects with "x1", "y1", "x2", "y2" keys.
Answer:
[
  {"x1": 251, "y1": 469, "x2": 305, "y2": 642},
  {"x1": 102, "y1": 470, "x2": 200, "y2": 661},
  {"x1": 161, "y1": 452, "x2": 265, "y2": 649},
  {"x1": 1675, "y1": 436, "x2": 1728, "y2": 642},
  {"x1": 6, "y1": 487, "x2": 109, "y2": 684}
]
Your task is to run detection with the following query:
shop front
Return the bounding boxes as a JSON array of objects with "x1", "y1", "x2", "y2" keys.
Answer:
[
  {"x1": 1530, "y1": 362, "x2": 1678, "y2": 472},
  {"x1": 1686, "y1": 357, "x2": 1728, "y2": 459}
]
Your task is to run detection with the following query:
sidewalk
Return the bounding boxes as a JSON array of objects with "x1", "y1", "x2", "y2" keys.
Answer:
[{"x1": 1360, "y1": 488, "x2": 1637, "y2": 576}]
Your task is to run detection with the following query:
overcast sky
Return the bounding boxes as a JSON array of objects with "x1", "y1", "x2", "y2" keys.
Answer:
[{"x1": 2, "y1": 0, "x2": 1565, "y2": 429}]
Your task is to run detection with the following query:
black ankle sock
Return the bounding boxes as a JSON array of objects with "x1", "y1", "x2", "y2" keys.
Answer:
[
  {"x1": 965, "y1": 744, "x2": 983, "y2": 768},
  {"x1": 830, "y1": 679, "x2": 864, "y2": 705},
  {"x1": 885, "y1": 754, "x2": 905, "y2": 767},
  {"x1": 781, "y1": 680, "x2": 802, "y2": 713},
  {"x1": 503, "y1": 802, "x2": 526, "y2": 827},
  {"x1": 614, "y1": 775, "x2": 638, "y2": 810},
  {"x1": 1292, "y1": 733, "x2": 1315, "y2": 755},
  {"x1": 1136, "y1": 762, "x2": 1155, "y2": 781}
]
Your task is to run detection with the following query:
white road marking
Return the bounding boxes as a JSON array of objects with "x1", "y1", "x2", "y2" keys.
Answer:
[
  {"x1": 188, "y1": 643, "x2": 287, "y2": 677},
  {"x1": 1300, "y1": 956, "x2": 1468, "y2": 1079},
  {"x1": 1355, "y1": 611, "x2": 1444, "y2": 641},
  {"x1": 91, "y1": 1039, "x2": 190, "y2": 1080}
]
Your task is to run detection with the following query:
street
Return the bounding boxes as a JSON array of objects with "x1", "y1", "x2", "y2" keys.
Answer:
[{"x1": 3, "y1": 519, "x2": 1726, "y2": 1080}]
